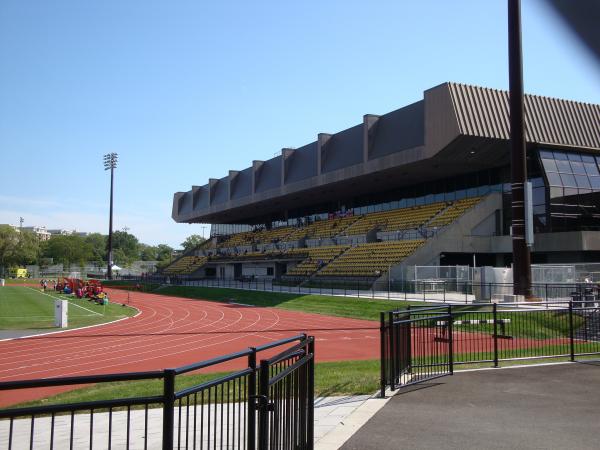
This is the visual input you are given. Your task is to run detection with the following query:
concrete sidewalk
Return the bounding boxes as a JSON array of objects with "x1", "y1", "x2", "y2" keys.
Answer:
[
  {"x1": 341, "y1": 362, "x2": 600, "y2": 450},
  {"x1": 0, "y1": 395, "x2": 372, "y2": 449}
]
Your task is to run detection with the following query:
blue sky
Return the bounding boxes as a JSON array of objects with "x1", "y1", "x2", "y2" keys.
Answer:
[{"x1": 1, "y1": 0, "x2": 599, "y2": 248}]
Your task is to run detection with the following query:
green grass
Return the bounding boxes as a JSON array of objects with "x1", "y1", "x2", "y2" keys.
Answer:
[
  {"x1": 17, "y1": 359, "x2": 381, "y2": 408},
  {"x1": 155, "y1": 285, "x2": 428, "y2": 322},
  {"x1": 0, "y1": 286, "x2": 137, "y2": 330},
  {"x1": 3, "y1": 278, "x2": 40, "y2": 285}
]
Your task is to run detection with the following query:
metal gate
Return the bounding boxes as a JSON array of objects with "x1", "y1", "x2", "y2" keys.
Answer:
[
  {"x1": 380, "y1": 306, "x2": 453, "y2": 396},
  {"x1": 257, "y1": 336, "x2": 314, "y2": 450}
]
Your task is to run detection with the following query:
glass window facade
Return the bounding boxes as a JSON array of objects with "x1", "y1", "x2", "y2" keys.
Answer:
[{"x1": 537, "y1": 148, "x2": 600, "y2": 232}]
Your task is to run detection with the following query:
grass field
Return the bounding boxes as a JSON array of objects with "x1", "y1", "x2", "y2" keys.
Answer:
[
  {"x1": 0, "y1": 286, "x2": 137, "y2": 330},
  {"x1": 154, "y1": 285, "x2": 426, "y2": 321},
  {"x1": 19, "y1": 359, "x2": 380, "y2": 408}
]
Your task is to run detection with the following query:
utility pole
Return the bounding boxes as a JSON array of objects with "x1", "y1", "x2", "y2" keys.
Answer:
[
  {"x1": 19, "y1": 217, "x2": 24, "y2": 231},
  {"x1": 104, "y1": 153, "x2": 118, "y2": 280},
  {"x1": 508, "y1": 0, "x2": 532, "y2": 298}
]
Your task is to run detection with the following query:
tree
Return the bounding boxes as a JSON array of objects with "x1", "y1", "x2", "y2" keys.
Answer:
[
  {"x1": 85, "y1": 233, "x2": 107, "y2": 263},
  {"x1": 16, "y1": 230, "x2": 40, "y2": 265},
  {"x1": 0, "y1": 226, "x2": 40, "y2": 274},
  {"x1": 111, "y1": 230, "x2": 140, "y2": 266},
  {"x1": 156, "y1": 244, "x2": 174, "y2": 262},
  {"x1": 139, "y1": 244, "x2": 158, "y2": 261},
  {"x1": 0, "y1": 225, "x2": 20, "y2": 273},
  {"x1": 181, "y1": 234, "x2": 206, "y2": 252},
  {"x1": 42, "y1": 235, "x2": 93, "y2": 267}
]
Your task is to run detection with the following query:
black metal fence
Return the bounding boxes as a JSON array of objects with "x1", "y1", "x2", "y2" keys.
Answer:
[
  {"x1": 380, "y1": 302, "x2": 600, "y2": 395},
  {"x1": 0, "y1": 335, "x2": 314, "y2": 450},
  {"x1": 380, "y1": 306, "x2": 453, "y2": 397},
  {"x1": 124, "y1": 275, "x2": 600, "y2": 304}
]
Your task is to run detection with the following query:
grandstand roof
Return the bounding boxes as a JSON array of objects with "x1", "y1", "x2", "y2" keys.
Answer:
[{"x1": 173, "y1": 82, "x2": 600, "y2": 225}]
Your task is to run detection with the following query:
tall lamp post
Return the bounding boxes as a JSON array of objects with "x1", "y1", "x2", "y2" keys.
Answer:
[
  {"x1": 104, "y1": 153, "x2": 118, "y2": 280},
  {"x1": 508, "y1": 0, "x2": 532, "y2": 298}
]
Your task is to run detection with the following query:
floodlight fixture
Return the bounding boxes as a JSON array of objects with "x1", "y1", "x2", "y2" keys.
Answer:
[{"x1": 103, "y1": 153, "x2": 118, "y2": 279}]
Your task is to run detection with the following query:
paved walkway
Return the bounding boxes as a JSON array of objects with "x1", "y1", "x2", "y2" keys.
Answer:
[
  {"x1": 342, "y1": 362, "x2": 600, "y2": 450},
  {"x1": 0, "y1": 395, "x2": 371, "y2": 449}
]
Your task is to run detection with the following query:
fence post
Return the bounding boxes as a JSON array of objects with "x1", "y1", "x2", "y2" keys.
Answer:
[
  {"x1": 569, "y1": 301, "x2": 575, "y2": 362},
  {"x1": 247, "y1": 349, "x2": 257, "y2": 450},
  {"x1": 448, "y1": 305, "x2": 454, "y2": 375},
  {"x1": 380, "y1": 312, "x2": 387, "y2": 398},
  {"x1": 388, "y1": 311, "x2": 395, "y2": 390},
  {"x1": 307, "y1": 337, "x2": 315, "y2": 447},
  {"x1": 493, "y1": 303, "x2": 499, "y2": 368},
  {"x1": 162, "y1": 369, "x2": 176, "y2": 450},
  {"x1": 258, "y1": 359, "x2": 270, "y2": 450}
]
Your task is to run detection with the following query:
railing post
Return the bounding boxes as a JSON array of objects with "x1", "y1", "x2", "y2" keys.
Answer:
[
  {"x1": 493, "y1": 303, "x2": 499, "y2": 368},
  {"x1": 448, "y1": 305, "x2": 454, "y2": 374},
  {"x1": 247, "y1": 349, "x2": 257, "y2": 450},
  {"x1": 258, "y1": 359, "x2": 270, "y2": 450},
  {"x1": 162, "y1": 369, "x2": 176, "y2": 450},
  {"x1": 569, "y1": 301, "x2": 575, "y2": 362},
  {"x1": 380, "y1": 312, "x2": 387, "y2": 398},
  {"x1": 388, "y1": 311, "x2": 396, "y2": 390},
  {"x1": 307, "y1": 337, "x2": 315, "y2": 448}
]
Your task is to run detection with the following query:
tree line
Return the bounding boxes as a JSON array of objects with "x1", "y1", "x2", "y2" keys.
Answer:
[{"x1": 0, "y1": 225, "x2": 205, "y2": 270}]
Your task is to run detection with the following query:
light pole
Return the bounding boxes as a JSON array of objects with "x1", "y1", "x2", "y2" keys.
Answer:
[
  {"x1": 104, "y1": 153, "x2": 118, "y2": 280},
  {"x1": 508, "y1": 0, "x2": 532, "y2": 298}
]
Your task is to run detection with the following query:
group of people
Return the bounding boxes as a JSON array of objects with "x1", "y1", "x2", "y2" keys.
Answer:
[{"x1": 39, "y1": 278, "x2": 109, "y2": 305}]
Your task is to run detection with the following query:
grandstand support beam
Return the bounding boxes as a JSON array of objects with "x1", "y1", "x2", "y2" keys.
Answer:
[
  {"x1": 281, "y1": 148, "x2": 295, "y2": 185},
  {"x1": 208, "y1": 178, "x2": 219, "y2": 205},
  {"x1": 228, "y1": 171, "x2": 239, "y2": 200},
  {"x1": 508, "y1": 0, "x2": 532, "y2": 297},
  {"x1": 317, "y1": 133, "x2": 333, "y2": 175},
  {"x1": 363, "y1": 114, "x2": 380, "y2": 162},
  {"x1": 252, "y1": 160, "x2": 264, "y2": 193},
  {"x1": 191, "y1": 185, "x2": 202, "y2": 210}
]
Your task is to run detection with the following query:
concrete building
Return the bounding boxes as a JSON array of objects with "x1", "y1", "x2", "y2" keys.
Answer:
[{"x1": 171, "y1": 82, "x2": 600, "y2": 280}]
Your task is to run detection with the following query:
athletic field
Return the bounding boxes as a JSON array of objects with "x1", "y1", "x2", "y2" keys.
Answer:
[{"x1": 0, "y1": 286, "x2": 136, "y2": 330}]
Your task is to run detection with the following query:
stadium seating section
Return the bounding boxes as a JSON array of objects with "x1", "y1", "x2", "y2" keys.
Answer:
[
  {"x1": 317, "y1": 240, "x2": 425, "y2": 277},
  {"x1": 285, "y1": 245, "x2": 348, "y2": 277},
  {"x1": 163, "y1": 256, "x2": 208, "y2": 274},
  {"x1": 220, "y1": 226, "x2": 295, "y2": 247},
  {"x1": 427, "y1": 197, "x2": 482, "y2": 228},
  {"x1": 163, "y1": 196, "x2": 484, "y2": 277}
]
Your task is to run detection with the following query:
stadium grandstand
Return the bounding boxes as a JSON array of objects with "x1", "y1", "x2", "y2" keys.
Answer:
[{"x1": 168, "y1": 82, "x2": 600, "y2": 286}]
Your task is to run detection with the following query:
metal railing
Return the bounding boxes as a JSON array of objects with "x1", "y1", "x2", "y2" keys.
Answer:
[
  {"x1": 380, "y1": 302, "x2": 600, "y2": 395},
  {"x1": 0, "y1": 335, "x2": 315, "y2": 450},
  {"x1": 123, "y1": 275, "x2": 600, "y2": 305}
]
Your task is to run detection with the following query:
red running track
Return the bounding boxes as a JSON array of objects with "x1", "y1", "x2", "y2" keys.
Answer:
[{"x1": 0, "y1": 289, "x2": 379, "y2": 407}]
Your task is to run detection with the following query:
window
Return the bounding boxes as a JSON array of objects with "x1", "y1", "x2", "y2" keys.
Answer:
[
  {"x1": 584, "y1": 163, "x2": 599, "y2": 176},
  {"x1": 267, "y1": 267, "x2": 274, "y2": 276},
  {"x1": 570, "y1": 161, "x2": 586, "y2": 175},
  {"x1": 556, "y1": 159, "x2": 571, "y2": 173}
]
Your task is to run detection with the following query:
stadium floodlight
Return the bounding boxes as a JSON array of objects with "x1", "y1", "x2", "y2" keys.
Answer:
[{"x1": 104, "y1": 153, "x2": 118, "y2": 280}]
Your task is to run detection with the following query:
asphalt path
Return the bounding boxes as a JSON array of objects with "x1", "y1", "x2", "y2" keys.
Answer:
[{"x1": 343, "y1": 362, "x2": 600, "y2": 450}]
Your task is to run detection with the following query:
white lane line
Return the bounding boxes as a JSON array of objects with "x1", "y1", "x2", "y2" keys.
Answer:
[{"x1": 26, "y1": 287, "x2": 102, "y2": 316}]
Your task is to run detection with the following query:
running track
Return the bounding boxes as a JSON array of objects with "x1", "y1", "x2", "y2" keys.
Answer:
[{"x1": 0, "y1": 289, "x2": 379, "y2": 407}]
